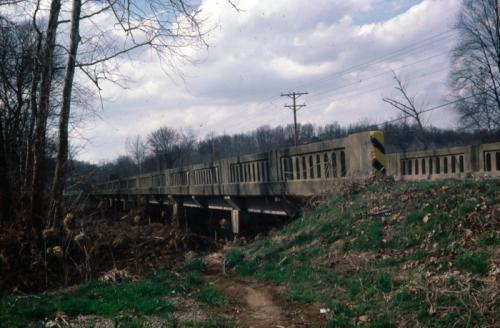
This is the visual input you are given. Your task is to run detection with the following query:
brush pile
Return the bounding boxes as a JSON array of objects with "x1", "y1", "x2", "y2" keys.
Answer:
[{"x1": 0, "y1": 207, "x2": 218, "y2": 296}]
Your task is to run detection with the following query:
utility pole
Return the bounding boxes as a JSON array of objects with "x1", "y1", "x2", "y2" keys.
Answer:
[{"x1": 281, "y1": 91, "x2": 308, "y2": 146}]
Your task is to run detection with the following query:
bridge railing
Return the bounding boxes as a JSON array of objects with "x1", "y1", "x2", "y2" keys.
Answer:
[
  {"x1": 386, "y1": 141, "x2": 500, "y2": 180},
  {"x1": 96, "y1": 131, "x2": 385, "y2": 197}
]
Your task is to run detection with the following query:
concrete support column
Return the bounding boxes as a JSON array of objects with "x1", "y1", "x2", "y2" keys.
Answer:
[
  {"x1": 170, "y1": 196, "x2": 186, "y2": 230},
  {"x1": 225, "y1": 196, "x2": 245, "y2": 238},
  {"x1": 231, "y1": 209, "x2": 240, "y2": 235}
]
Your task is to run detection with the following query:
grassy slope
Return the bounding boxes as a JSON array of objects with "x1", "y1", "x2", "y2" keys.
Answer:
[
  {"x1": 0, "y1": 259, "x2": 231, "y2": 328},
  {"x1": 1, "y1": 179, "x2": 498, "y2": 327},
  {"x1": 226, "y1": 179, "x2": 499, "y2": 327}
]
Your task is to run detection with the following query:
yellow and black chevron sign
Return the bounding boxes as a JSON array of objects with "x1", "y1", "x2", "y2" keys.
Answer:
[{"x1": 370, "y1": 131, "x2": 386, "y2": 175}]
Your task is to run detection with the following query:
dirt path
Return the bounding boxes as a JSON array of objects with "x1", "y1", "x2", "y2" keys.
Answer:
[{"x1": 204, "y1": 253, "x2": 323, "y2": 328}]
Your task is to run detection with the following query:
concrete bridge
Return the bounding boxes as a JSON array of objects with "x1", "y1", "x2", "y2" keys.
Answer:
[
  {"x1": 95, "y1": 130, "x2": 500, "y2": 235},
  {"x1": 95, "y1": 131, "x2": 386, "y2": 235}
]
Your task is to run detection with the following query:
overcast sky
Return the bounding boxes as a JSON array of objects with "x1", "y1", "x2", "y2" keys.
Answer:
[{"x1": 71, "y1": 0, "x2": 462, "y2": 163}]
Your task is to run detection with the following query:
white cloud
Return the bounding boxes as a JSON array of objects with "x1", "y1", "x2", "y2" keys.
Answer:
[{"x1": 71, "y1": 0, "x2": 462, "y2": 163}]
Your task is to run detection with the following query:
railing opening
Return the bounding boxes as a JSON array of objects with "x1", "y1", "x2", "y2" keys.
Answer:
[
  {"x1": 332, "y1": 153, "x2": 338, "y2": 177},
  {"x1": 295, "y1": 157, "x2": 300, "y2": 180},
  {"x1": 316, "y1": 154, "x2": 322, "y2": 178},
  {"x1": 309, "y1": 156, "x2": 314, "y2": 179},
  {"x1": 301, "y1": 156, "x2": 306, "y2": 179},
  {"x1": 340, "y1": 151, "x2": 346, "y2": 176},
  {"x1": 485, "y1": 153, "x2": 492, "y2": 171}
]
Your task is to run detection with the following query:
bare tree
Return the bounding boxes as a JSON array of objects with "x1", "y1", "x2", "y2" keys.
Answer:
[
  {"x1": 49, "y1": 0, "x2": 81, "y2": 227},
  {"x1": 0, "y1": 105, "x2": 11, "y2": 221},
  {"x1": 125, "y1": 135, "x2": 147, "y2": 174},
  {"x1": 0, "y1": 14, "x2": 44, "y2": 223},
  {"x1": 147, "y1": 126, "x2": 180, "y2": 169},
  {"x1": 30, "y1": 0, "x2": 62, "y2": 232},
  {"x1": 48, "y1": 0, "x2": 207, "y2": 225},
  {"x1": 0, "y1": 0, "x2": 232, "y2": 228},
  {"x1": 450, "y1": 0, "x2": 500, "y2": 130},
  {"x1": 383, "y1": 72, "x2": 428, "y2": 149}
]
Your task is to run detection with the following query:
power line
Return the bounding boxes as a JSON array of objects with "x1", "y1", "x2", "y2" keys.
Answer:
[
  {"x1": 375, "y1": 92, "x2": 487, "y2": 127},
  {"x1": 198, "y1": 30, "x2": 456, "y2": 131},
  {"x1": 308, "y1": 65, "x2": 449, "y2": 111},
  {"x1": 210, "y1": 64, "x2": 449, "y2": 136},
  {"x1": 232, "y1": 69, "x2": 453, "y2": 133},
  {"x1": 310, "y1": 50, "x2": 448, "y2": 98},
  {"x1": 290, "y1": 30, "x2": 455, "y2": 91},
  {"x1": 211, "y1": 55, "x2": 449, "y2": 134},
  {"x1": 281, "y1": 91, "x2": 308, "y2": 146},
  {"x1": 196, "y1": 30, "x2": 457, "y2": 135}
]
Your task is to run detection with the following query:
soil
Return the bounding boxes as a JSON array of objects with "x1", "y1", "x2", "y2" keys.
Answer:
[
  {"x1": 60, "y1": 249, "x2": 327, "y2": 328},
  {"x1": 203, "y1": 252, "x2": 327, "y2": 328}
]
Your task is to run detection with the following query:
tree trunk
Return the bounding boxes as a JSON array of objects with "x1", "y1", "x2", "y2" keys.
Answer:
[
  {"x1": 24, "y1": 32, "x2": 42, "y2": 193},
  {"x1": 0, "y1": 112, "x2": 12, "y2": 222},
  {"x1": 49, "y1": 0, "x2": 81, "y2": 227},
  {"x1": 30, "y1": 0, "x2": 61, "y2": 233}
]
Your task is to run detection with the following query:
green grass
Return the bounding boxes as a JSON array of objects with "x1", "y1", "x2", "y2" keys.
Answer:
[
  {"x1": 376, "y1": 272, "x2": 394, "y2": 292},
  {"x1": 456, "y1": 251, "x2": 491, "y2": 276},
  {"x1": 184, "y1": 257, "x2": 208, "y2": 272},
  {"x1": 0, "y1": 268, "x2": 229, "y2": 327},
  {"x1": 477, "y1": 232, "x2": 500, "y2": 246},
  {"x1": 353, "y1": 219, "x2": 384, "y2": 251},
  {"x1": 0, "y1": 271, "x2": 183, "y2": 327},
  {"x1": 2, "y1": 180, "x2": 497, "y2": 327},
  {"x1": 197, "y1": 285, "x2": 227, "y2": 307},
  {"x1": 223, "y1": 179, "x2": 499, "y2": 327},
  {"x1": 285, "y1": 282, "x2": 316, "y2": 303},
  {"x1": 225, "y1": 249, "x2": 244, "y2": 267}
]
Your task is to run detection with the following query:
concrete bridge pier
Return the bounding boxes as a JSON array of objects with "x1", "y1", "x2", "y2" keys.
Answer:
[
  {"x1": 230, "y1": 209, "x2": 241, "y2": 236},
  {"x1": 224, "y1": 196, "x2": 245, "y2": 239},
  {"x1": 169, "y1": 196, "x2": 187, "y2": 231}
]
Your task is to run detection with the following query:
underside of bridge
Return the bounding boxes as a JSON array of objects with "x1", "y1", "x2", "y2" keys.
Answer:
[{"x1": 100, "y1": 194, "x2": 303, "y2": 238}]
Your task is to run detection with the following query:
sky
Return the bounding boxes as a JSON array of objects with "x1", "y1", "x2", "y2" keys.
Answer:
[{"x1": 69, "y1": 0, "x2": 463, "y2": 163}]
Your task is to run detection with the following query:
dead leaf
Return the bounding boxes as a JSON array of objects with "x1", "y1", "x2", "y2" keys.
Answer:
[{"x1": 428, "y1": 304, "x2": 436, "y2": 316}]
